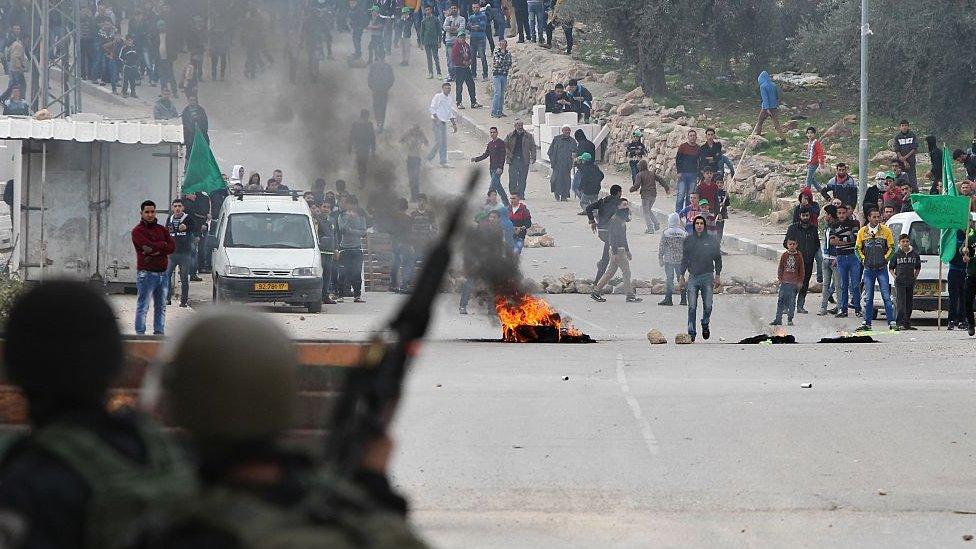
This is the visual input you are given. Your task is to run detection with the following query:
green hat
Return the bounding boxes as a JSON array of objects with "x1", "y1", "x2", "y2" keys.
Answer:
[
  {"x1": 163, "y1": 309, "x2": 298, "y2": 444},
  {"x1": 370, "y1": 5, "x2": 380, "y2": 11},
  {"x1": 632, "y1": 129, "x2": 643, "y2": 137},
  {"x1": 457, "y1": 30, "x2": 466, "y2": 37},
  {"x1": 402, "y1": 6, "x2": 412, "y2": 12},
  {"x1": 698, "y1": 198, "x2": 710, "y2": 206},
  {"x1": 579, "y1": 152, "x2": 592, "y2": 161},
  {"x1": 885, "y1": 171, "x2": 895, "y2": 180}
]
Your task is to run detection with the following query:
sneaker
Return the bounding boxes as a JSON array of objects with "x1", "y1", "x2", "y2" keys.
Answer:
[
  {"x1": 335, "y1": 296, "x2": 345, "y2": 303},
  {"x1": 166, "y1": 299, "x2": 172, "y2": 306},
  {"x1": 702, "y1": 325, "x2": 710, "y2": 340},
  {"x1": 354, "y1": 297, "x2": 366, "y2": 303},
  {"x1": 625, "y1": 295, "x2": 643, "y2": 303},
  {"x1": 324, "y1": 297, "x2": 337, "y2": 304},
  {"x1": 828, "y1": 296, "x2": 836, "y2": 304},
  {"x1": 179, "y1": 302, "x2": 188, "y2": 308},
  {"x1": 576, "y1": 211, "x2": 587, "y2": 216},
  {"x1": 817, "y1": 310, "x2": 828, "y2": 316},
  {"x1": 889, "y1": 322, "x2": 898, "y2": 331},
  {"x1": 657, "y1": 298, "x2": 673, "y2": 306},
  {"x1": 904, "y1": 326, "x2": 918, "y2": 331},
  {"x1": 787, "y1": 320, "x2": 794, "y2": 326},
  {"x1": 459, "y1": 306, "x2": 468, "y2": 315},
  {"x1": 769, "y1": 320, "x2": 782, "y2": 326},
  {"x1": 827, "y1": 307, "x2": 838, "y2": 314},
  {"x1": 969, "y1": 324, "x2": 974, "y2": 336},
  {"x1": 854, "y1": 310, "x2": 862, "y2": 317},
  {"x1": 471, "y1": 103, "x2": 483, "y2": 109},
  {"x1": 835, "y1": 311, "x2": 849, "y2": 318},
  {"x1": 689, "y1": 333, "x2": 696, "y2": 342},
  {"x1": 130, "y1": 92, "x2": 138, "y2": 98},
  {"x1": 797, "y1": 308, "x2": 809, "y2": 314},
  {"x1": 590, "y1": 292, "x2": 606, "y2": 302},
  {"x1": 190, "y1": 276, "x2": 203, "y2": 282},
  {"x1": 855, "y1": 324, "x2": 871, "y2": 333},
  {"x1": 457, "y1": 103, "x2": 465, "y2": 109},
  {"x1": 948, "y1": 322, "x2": 956, "y2": 331}
]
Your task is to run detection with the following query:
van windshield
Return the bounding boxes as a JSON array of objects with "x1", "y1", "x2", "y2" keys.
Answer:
[
  {"x1": 224, "y1": 213, "x2": 315, "y2": 249},
  {"x1": 908, "y1": 221, "x2": 941, "y2": 256}
]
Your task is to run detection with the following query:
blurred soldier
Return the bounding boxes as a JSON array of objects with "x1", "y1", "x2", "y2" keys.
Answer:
[
  {"x1": 0, "y1": 281, "x2": 194, "y2": 548},
  {"x1": 139, "y1": 310, "x2": 427, "y2": 547}
]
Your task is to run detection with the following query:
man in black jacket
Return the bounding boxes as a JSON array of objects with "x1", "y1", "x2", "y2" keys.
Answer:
[
  {"x1": 783, "y1": 206, "x2": 820, "y2": 314},
  {"x1": 590, "y1": 199, "x2": 641, "y2": 303},
  {"x1": 585, "y1": 184, "x2": 622, "y2": 282},
  {"x1": 680, "y1": 215, "x2": 722, "y2": 341},
  {"x1": 165, "y1": 198, "x2": 196, "y2": 307}
]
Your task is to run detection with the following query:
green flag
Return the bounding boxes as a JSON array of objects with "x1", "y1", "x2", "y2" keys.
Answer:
[
  {"x1": 938, "y1": 147, "x2": 965, "y2": 263},
  {"x1": 910, "y1": 193, "x2": 970, "y2": 230},
  {"x1": 182, "y1": 129, "x2": 224, "y2": 195}
]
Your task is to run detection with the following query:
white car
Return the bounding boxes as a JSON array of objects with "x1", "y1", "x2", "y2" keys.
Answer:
[
  {"x1": 885, "y1": 211, "x2": 976, "y2": 313},
  {"x1": 209, "y1": 191, "x2": 324, "y2": 313}
]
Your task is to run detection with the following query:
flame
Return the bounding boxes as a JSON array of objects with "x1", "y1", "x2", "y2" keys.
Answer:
[
  {"x1": 771, "y1": 326, "x2": 788, "y2": 338},
  {"x1": 495, "y1": 294, "x2": 562, "y2": 342}
]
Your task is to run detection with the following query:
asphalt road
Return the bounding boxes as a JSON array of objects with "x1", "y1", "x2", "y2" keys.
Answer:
[{"x1": 86, "y1": 29, "x2": 976, "y2": 548}]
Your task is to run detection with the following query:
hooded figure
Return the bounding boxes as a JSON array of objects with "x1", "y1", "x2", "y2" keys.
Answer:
[
  {"x1": 229, "y1": 164, "x2": 245, "y2": 187},
  {"x1": 758, "y1": 71, "x2": 778, "y2": 110},
  {"x1": 658, "y1": 212, "x2": 687, "y2": 305},
  {"x1": 792, "y1": 187, "x2": 820, "y2": 225},
  {"x1": 547, "y1": 126, "x2": 577, "y2": 201},
  {"x1": 574, "y1": 129, "x2": 595, "y2": 162}
]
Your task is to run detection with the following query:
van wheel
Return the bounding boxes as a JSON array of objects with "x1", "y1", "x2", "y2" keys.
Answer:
[{"x1": 307, "y1": 300, "x2": 322, "y2": 314}]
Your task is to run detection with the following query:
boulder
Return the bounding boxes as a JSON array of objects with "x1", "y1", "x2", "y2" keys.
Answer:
[
  {"x1": 674, "y1": 333, "x2": 693, "y2": 344},
  {"x1": 558, "y1": 273, "x2": 576, "y2": 286},
  {"x1": 646, "y1": 329, "x2": 667, "y2": 345},
  {"x1": 618, "y1": 102, "x2": 639, "y2": 117},
  {"x1": 745, "y1": 283, "x2": 762, "y2": 294},
  {"x1": 822, "y1": 118, "x2": 853, "y2": 140},
  {"x1": 623, "y1": 87, "x2": 645, "y2": 101},
  {"x1": 870, "y1": 150, "x2": 898, "y2": 163},
  {"x1": 599, "y1": 70, "x2": 621, "y2": 85},
  {"x1": 527, "y1": 224, "x2": 547, "y2": 236},
  {"x1": 575, "y1": 282, "x2": 593, "y2": 295},
  {"x1": 738, "y1": 122, "x2": 753, "y2": 132},
  {"x1": 541, "y1": 275, "x2": 557, "y2": 288},
  {"x1": 744, "y1": 134, "x2": 769, "y2": 150},
  {"x1": 660, "y1": 105, "x2": 688, "y2": 118},
  {"x1": 539, "y1": 235, "x2": 556, "y2": 247},
  {"x1": 726, "y1": 286, "x2": 746, "y2": 294}
]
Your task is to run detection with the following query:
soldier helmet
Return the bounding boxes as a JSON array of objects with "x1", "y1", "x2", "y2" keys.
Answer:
[
  {"x1": 162, "y1": 309, "x2": 297, "y2": 444},
  {"x1": 4, "y1": 281, "x2": 123, "y2": 404}
]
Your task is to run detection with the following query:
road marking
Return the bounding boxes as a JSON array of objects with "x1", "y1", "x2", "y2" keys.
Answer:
[
  {"x1": 615, "y1": 353, "x2": 659, "y2": 456},
  {"x1": 558, "y1": 307, "x2": 607, "y2": 332}
]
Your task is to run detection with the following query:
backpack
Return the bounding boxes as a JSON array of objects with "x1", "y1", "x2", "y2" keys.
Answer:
[
  {"x1": 154, "y1": 470, "x2": 427, "y2": 549},
  {"x1": 23, "y1": 418, "x2": 195, "y2": 549}
]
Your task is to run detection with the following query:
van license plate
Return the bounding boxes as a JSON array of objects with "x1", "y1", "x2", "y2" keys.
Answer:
[{"x1": 254, "y1": 282, "x2": 288, "y2": 291}]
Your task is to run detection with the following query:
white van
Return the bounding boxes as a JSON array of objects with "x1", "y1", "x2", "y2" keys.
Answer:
[
  {"x1": 210, "y1": 191, "x2": 323, "y2": 313},
  {"x1": 885, "y1": 211, "x2": 976, "y2": 312}
]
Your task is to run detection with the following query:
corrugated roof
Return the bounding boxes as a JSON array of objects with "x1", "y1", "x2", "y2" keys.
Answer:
[{"x1": 0, "y1": 116, "x2": 184, "y2": 144}]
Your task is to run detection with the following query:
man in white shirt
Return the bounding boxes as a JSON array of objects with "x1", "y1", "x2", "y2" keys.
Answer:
[{"x1": 426, "y1": 82, "x2": 458, "y2": 167}]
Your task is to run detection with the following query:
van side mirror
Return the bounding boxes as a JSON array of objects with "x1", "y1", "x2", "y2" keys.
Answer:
[{"x1": 206, "y1": 234, "x2": 218, "y2": 249}]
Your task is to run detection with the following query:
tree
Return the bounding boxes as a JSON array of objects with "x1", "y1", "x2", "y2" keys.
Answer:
[{"x1": 791, "y1": 0, "x2": 976, "y2": 134}]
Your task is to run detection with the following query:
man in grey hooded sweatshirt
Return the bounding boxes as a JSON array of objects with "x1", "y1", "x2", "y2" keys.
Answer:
[{"x1": 658, "y1": 212, "x2": 686, "y2": 306}]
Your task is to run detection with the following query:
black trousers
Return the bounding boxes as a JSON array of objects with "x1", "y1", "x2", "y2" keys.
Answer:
[
  {"x1": 514, "y1": 8, "x2": 529, "y2": 41},
  {"x1": 454, "y1": 66, "x2": 476, "y2": 106},
  {"x1": 338, "y1": 248, "x2": 364, "y2": 298},
  {"x1": 966, "y1": 275, "x2": 976, "y2": 328},
  {"x1": 372, "y1": 91, "x2": 389, "y2": 130},
  {"x1": 895, "y1": 283, "x2": 914, "y2": 327},
  {"x1": 407, "y1": 156, "x2": 421, "y2": 200},
  {"x1": 796, "y1": 259, "x2": 814, "y2": 310},
  {"x1": 321, "y1": 253, "x2": 334, "y2": 299}
]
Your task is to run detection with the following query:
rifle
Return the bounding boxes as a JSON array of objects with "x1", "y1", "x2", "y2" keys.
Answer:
[{"x1": 324, "y1": 170, "x2": 480, "y2": 477}]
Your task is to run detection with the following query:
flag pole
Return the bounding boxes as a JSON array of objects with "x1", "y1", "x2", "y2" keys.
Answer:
[{"x1": 938, "y1": 246, "x2": 943, "y2": 330}]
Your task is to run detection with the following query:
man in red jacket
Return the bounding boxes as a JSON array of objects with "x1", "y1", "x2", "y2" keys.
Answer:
[
  {"x1": 450, "y1": 32, "x2": 480, "y2": 109},
  {"x1": 131, "y1": 200, "x2": 175, "y2": 335},
  {"x1": 471, "y1": 126, "x2": 508, "y2": 206}
]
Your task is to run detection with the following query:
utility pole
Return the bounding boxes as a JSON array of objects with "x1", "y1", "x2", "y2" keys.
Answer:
[
  {"x1": 29, "y1": 0, "x2": 82, "y2": 117},
  {"x1": 857, "y1": 0, "x2": 870, "y2": 211}
]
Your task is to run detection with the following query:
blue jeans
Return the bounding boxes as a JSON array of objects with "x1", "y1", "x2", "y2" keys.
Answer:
[
  {"x1": 491, "y1": 74, "x2": 507, "y2": 116},
  {"x1": 664, "y1": 263, "x2": 679, "y2": 300},
  {"x1": 819, "y1": 257, "x2": 838, "y2": 312},
  {"x1": 470, "y1": 37, "x2": 488, "y2": 78},
  {"x1": 135, "y1": 270, "x2": 168, "y2": 335},
  {"x1": 775, "y1": 282, "x2": 797, "y2": 322},
  {"x1": 629, "y1": 160, "x2": 639, "y2": 182},
  {"x1": 488, "y1": 169, "x2": 509, "y2": 206},
  {"x1": 804, "y1": 164, "x2": 823, "y2": 191},
  {"x1": 835, "y1": 254, "x2": 862, "y2": 314},
  {"x1": 513, "y1": 238, "x2": 525, "y2": 256},
  {"x1": 676, "y1": 172, "x2": 697, "y2": 212},
  {"x1": 527, "y1": 1, "x2": 546, "y2": 41},
  {"x1": 862, "y1": 267, "x2": 894, "y2": 326},
  {"x1": 686, "y1": 272, "x2": 714, "y2": 335},
  {"x1": 427, "y1": 120, "x2": 448, "y2": 164}
]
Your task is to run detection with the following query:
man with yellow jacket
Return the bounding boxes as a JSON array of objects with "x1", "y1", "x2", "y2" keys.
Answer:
[{"x1": 855, "y1": 207, "x2": 896, "y2": 332}]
